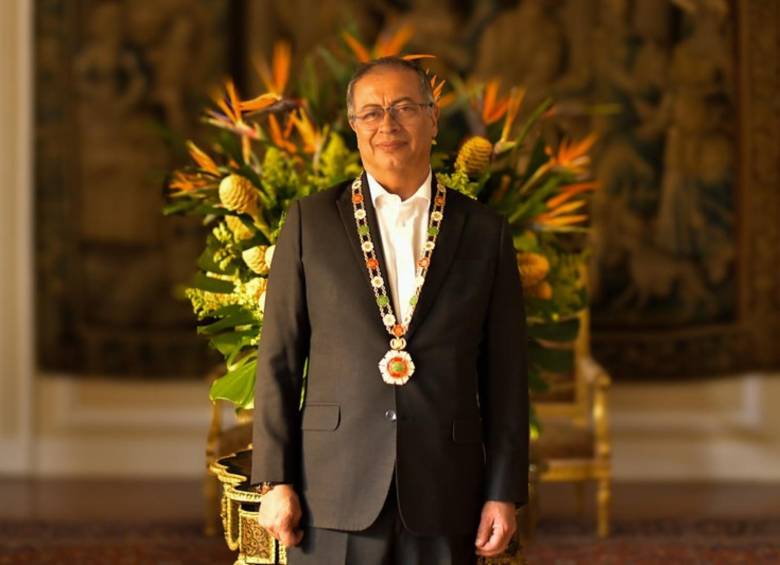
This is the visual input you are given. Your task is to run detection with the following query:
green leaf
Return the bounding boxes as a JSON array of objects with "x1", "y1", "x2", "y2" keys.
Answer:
[
  {"x1": 530, "y1": 405, "x2": 542, "y2": 437},
  {"x1": 300, "y1": 55, "x2": 321, "y2": 112},
  {"x1": 213, "y1": 129, "x2": 243, "y2": 163},
  {"x1": 226, "y1": 344, "x2": 258, "y2": 368},
  {"x1": 209, "y1": 360, "x2": 256, "y2": 408},
  {"x1": 529, "y1": 342, "x2": 574, "y2": 373},
  {"x1": 239, "y1": 231, "x2": 271, "y2": 250},
  {"x1": 512, "y1": 230, "x2": 538, "y2": 252},
  {"x1": 197, "y1": 308, "x2": 257, "y2": 335},
  {"x1": 210, "y1": 330, "x2": 258, "y2": 356},
  {"x1": 163, "y1": 198, "x2": 199, "y2": 215},
  {"x1": 197, "y1": 247, "x2": 232, "y2": 275},
  {"x1": 317, "y1": 46, "x2": 348, "y2": 81},
  {"x1": 191, "y1": 273, "x2": 234, "y2": 293},
  {"x1": 527, "y1": 318, "x2": 580, "y2": 342},
  {"x1": 527, "y1": 365, "x2": 550, "y2": 393},
  {"x1": 512, "y1": 97, "x2": 554, "y2": 158},
  {"x1": 523, "y1": 134, "x2": 549, "y2": 177},
  {"x1": 209, "y1": 303, "x2": 247, "y2": 318},
  {"x1": 524, "y1": 297, "x2": 560, "y2": 320},
  {"x1": 507, "y1": 176, "x2": 560, "y2": 224}
]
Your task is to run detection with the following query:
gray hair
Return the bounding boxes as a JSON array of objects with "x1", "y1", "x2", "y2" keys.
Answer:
[{"x1": 346, "y1": 56, "x2": 434, "y2": 118}]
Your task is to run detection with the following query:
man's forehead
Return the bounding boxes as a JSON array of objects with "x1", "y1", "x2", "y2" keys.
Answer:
[{"x1": 352, "y1": 67, "x2": 421, "y2": 103}]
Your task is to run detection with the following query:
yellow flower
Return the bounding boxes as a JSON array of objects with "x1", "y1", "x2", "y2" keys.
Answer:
[
  {"x1": 219, "y1": 174, "x2": 258, "y2": 216},
  {"x1": 455, "y1": 136, "x2": 493, "y2": 177},
  {"x1": 242, "y1": 245, "x2": 270, "y2": 275},
  {"x1": 264, "y1": 245, "x2": 275, "y2": 269},
  {"x1": 225, "y1": 215, "x2": 253, "y2": 240}
]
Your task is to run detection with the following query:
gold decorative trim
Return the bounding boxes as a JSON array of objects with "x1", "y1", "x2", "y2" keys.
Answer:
[
  {"x1": 239, "y1": 507, "x2": 277, "y2": 563},
  {"x1": 209, "y1": 458, "x2": 252, "y2": 488}
]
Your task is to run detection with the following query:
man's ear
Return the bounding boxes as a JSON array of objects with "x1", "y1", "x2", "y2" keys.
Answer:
[{"x1": 348, "y1": 119, "x2": 357, "y2": 133}]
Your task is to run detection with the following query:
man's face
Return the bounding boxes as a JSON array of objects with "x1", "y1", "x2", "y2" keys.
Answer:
[{"x1": 349, "y1": 67, "x2": 439, "y2": 177}]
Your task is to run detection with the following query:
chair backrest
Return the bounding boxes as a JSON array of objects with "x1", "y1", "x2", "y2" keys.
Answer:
[{"x1": 531, "y1": 261, "x2": 594, "y2": 425}]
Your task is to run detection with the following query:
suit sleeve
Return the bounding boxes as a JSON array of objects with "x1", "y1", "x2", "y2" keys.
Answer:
[
  {"x1": 250, "y1": 199, "x2": 310, "y2": 486},
  {"x1": 477, "y1": 215, "x2": 529, "y2": 505}
]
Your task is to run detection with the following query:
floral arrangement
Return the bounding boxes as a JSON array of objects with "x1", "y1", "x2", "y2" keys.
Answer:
[{"x1": 164, "y1": 27, "x2": 598, "y2": 433}]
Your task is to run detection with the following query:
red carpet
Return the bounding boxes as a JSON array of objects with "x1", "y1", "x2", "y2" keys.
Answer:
[
  {"x1": 1, "y1": 517, "x2": 778, "y2": 564},
  {"x1": 0, "y1": 520, "x2": 235, "y2": 564},
  {"x1": 525, "y1": 517, "x2": 780, "y2": 563}
]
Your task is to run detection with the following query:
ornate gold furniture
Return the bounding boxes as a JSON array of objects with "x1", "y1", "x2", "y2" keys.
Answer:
[
  {"x1": 209, "y1": 448, "x2": 529, "y2": 564},
  {"x1": 210, "y1": 450, "x2": 287, "y2": 564},
  {"x1": 529, "y1": 310, "x2": 612, "y2": 538},
  {"x1": 205, "y1": 366, "x2": 254, "y2": 536}
]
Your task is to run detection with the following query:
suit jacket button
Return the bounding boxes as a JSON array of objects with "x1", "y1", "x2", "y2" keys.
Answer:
[{"x1": 385, "y1": 409, "x2": 397, "y2": 421}]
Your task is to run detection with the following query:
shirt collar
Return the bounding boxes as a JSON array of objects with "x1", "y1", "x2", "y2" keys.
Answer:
[{"x1": 366, "y1": 168, "x2": 432, "y2": 208}]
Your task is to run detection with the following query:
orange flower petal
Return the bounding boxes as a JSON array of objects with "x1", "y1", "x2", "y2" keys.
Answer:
[
  {"x1": 482, "y1": 79, "x2": 509, "y2": 125},
  {"x1": 186, "y1": 141, "x2": 219, "y2": 175},
  {"x1": 401, "y1": 53, "x2": 436, "y2": 61},
  {"x1": 376, "y1": 24, "x2": 414, "y2": 57},
  {"x1": 272, "y1": 41, "x2": 291, "y2": 95},
  {"x1": 534, "y1": 214, "x2": 589, "y2": 227},
  {"x1": 500, "y1": 87, "x2": 526, "y2": 142},
  {"x1": 225, "y1": 81, "x2": 242, "y2": 121},
  {"x1": 342, "y1": 31, "x2": 371, "y2": 63},
  {"x1": 239, "y1": 93, "x2": 280, "y2": 112},
  {"x1": 546, "y1": 181, "x2": 600, "y2": 209}
]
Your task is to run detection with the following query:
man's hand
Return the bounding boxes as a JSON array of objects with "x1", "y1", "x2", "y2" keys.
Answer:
[
  {"x1": 474, "y1": 500, "x2": 517, "y2": 558},
  {"x1": 257, "y1": 484, "x2": 304, "y2": 548}
]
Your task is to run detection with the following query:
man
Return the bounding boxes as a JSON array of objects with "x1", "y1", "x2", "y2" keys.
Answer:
[{"x1": 251, "y1": 56, "x2": 528, "y2": 565}]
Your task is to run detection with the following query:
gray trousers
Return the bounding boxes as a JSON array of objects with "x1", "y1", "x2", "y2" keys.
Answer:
[{"x1": 286, "y1": 475, "x2": 477, "y2": 565}]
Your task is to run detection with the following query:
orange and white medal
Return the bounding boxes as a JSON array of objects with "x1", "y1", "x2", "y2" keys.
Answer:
[{"x1": 350, "y1": 173, "x2": 446, "y2": 385}]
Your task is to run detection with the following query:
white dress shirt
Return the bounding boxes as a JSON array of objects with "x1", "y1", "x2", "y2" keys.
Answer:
[{"x1": 366, "y1": 169, "x2": 432, "y2": 325}]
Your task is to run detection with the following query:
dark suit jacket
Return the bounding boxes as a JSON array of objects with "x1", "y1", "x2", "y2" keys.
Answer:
[{"x1": 250, "y1": 171, "x2": 529, "y2": 536}]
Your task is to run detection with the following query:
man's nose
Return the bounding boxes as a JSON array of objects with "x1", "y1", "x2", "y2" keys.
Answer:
[{"x1": 377, "y1": 108, "x2": 401, "y2": 132}]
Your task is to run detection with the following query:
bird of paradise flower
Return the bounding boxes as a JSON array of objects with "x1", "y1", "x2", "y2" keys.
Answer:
[
  {"x1": 341, "y1": 24, "x2": 434, "y2": 63},
  {"x1": 204, "y1": 80, "x2": 279, "y2": 163},
  {"x1": 340, "y1": 25, "x2": 454, "y2": 110}
]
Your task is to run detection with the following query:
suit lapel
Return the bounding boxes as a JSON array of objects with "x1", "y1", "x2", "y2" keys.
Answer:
[
  {"x1": 336, "y1": 171, "x2": 389, "y2": 299},
  {"x1": 336, "y1": 171, "x2": 466, "y2": 343},
  {"x1": 405, "y1": 176, "x2": 465, "y2": 342}
]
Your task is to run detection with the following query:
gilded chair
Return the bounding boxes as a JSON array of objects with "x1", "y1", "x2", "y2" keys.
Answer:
[{"x1": 528, "y1": 308, "x2": 612, "y2": 538}]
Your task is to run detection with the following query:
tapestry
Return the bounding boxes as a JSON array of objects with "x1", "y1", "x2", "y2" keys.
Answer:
[{"x1": 34, "y1": 0, "x2": 241, "y2": 377}]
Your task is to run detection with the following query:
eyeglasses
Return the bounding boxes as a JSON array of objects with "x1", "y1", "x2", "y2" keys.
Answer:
[{"x1": 350, "y1": 102, "x2": 434, "y2": 128}]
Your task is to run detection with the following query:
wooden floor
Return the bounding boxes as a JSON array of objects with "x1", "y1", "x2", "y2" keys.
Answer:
[{"x1": 1, "y1": 478, "x2": 779, "y2": 523}]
